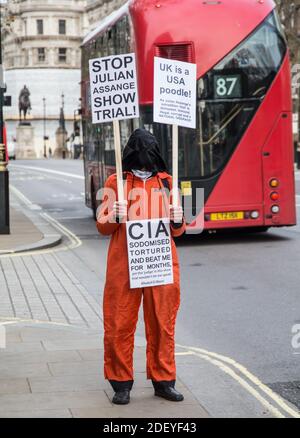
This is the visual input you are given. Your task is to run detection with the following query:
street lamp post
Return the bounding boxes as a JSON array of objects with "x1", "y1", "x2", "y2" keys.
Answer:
[
  {"x1": 0, "y1": 0, "x2": 10, "y2": 235},
  {"x1": 61, "y1": 92, "x2": 66, "y2": 159},
  {"x1": 43, "y1": 97, "x2": 47, "y2": 158}
]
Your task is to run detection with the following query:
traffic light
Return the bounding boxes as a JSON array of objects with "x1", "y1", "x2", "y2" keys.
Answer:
[
  {"x1": 3, "y1": 95, "x2": 11, "y2": 107},
  {"x1": 74, "y1": 120, "x2": 80, "y2": 136}
]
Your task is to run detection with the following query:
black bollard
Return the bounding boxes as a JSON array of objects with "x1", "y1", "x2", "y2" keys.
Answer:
[{"x1": 0, "y1": 144, "x2": 10, "y2": 235}]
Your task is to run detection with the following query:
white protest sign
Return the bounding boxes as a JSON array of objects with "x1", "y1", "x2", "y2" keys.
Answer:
[
  {"x1": 154, "y1": 57, "x2": 197, "y2": 129},
  {"x1": 89, "y1": 53, "x2": 139, "y2": 124},
  {"x1": 126, "y1": 218, "x2": 174, "y2": 289}
]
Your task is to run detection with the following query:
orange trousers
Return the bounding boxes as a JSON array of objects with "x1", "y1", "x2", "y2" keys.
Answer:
[{"x1": 103, "y1": 282, "x2": 180, "y2": 384}]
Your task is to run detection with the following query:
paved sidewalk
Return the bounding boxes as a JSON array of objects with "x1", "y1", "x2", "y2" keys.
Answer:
[
  {"x1": 0, "y1": 183, "x2": 209, "y2": 418},
  {"x1": 0, "y1": 255, "x2": 209, "y2": 418},
  {"x1": 0, "y1": 208, "x2": 43, "y2": 252},
  {"x1": 0, "y1": 252, "x2": 102, "y2": 326},
  {"x1": 0, "y1": 321, "x2": 209, "y2": 418},
  {"x1": 0, "y1": 206, "x2": 61, "y2": 255}
]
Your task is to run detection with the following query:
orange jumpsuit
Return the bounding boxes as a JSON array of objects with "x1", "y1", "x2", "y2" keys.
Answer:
[{"x1": 97, "y1": 171, "x2": 185, "y2": 390}]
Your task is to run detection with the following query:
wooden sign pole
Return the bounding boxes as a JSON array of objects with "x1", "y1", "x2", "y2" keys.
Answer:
[
  {"x1": 172, "y1": 124, "x2": 179, "y2": 208},
  {"x1": 113, "y1": 120, "x2": 124, "y2": 202}
]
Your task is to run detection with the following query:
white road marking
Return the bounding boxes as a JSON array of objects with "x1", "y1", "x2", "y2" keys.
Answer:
[
  {"x1": 9, "y1": 164, "x2": 84, "y2": 180},
  {"x1": 10, "y1": 185, "x2": 32, "y2": 207},
  {"x1": 59, "y1": 216, "x2": 90, "y2": 220},
  {"x1": 177, "y1": 343, "x2": 300, "y2": 418}
]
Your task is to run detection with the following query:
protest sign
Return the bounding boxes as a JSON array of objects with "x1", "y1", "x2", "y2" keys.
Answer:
[
  {"x1": 89, "y1": 53, "x2": 139, "y2": 201},
  {"x1": 126, "y1": 218, "x2": 174, "y2": 289},
  {"x1": 153, "y1": 57, "x2": 197, "y2": 129},
  {"x1": 154, "y1": 57, "x2": 197, "y2": 207},
  {"x1": 89, "y1": 53, "x2": 139, "y2": 124}
]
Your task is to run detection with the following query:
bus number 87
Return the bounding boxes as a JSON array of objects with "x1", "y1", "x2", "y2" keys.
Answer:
[{"x1": 214, "y1": 75, "x2": 241, "y2": 99}]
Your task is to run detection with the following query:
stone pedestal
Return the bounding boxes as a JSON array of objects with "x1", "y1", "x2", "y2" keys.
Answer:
[
  {"x1": 16, "y1": 124, "x2": 36, "y2": 159},
  {"x1": 54, "y1": 127, "x2": 69, "y2": 159}
]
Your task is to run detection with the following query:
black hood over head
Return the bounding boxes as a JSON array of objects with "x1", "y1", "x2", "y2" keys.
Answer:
[{"x1": 122, "y1": 129, "x2": 167, "y2": 173}]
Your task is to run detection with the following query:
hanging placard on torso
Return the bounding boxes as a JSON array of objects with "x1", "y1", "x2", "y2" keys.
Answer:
[{"x1": 126, "y1": 218, "x2": 174, "y2": 289}]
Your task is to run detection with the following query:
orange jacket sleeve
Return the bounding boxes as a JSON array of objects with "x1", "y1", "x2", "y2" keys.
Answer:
[
  {"x1": 96, "y1": 174, "x2": 120, "y2": 236},
  {"x1": 166, "y1": 175, "x2": 186, "y2": 238}
]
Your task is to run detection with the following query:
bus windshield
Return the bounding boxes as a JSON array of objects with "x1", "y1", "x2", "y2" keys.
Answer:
[{"x1": 140, "y1": 11, "x2": 286, "y2": 179}]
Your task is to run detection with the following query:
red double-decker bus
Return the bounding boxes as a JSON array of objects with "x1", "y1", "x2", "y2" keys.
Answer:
[{"x1": 81, "y1": 0, "x2": 296, "y2": 231}]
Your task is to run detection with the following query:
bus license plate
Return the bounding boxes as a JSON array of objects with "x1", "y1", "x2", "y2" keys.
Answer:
[{"x1": 210, "y1": 212, "x2": 244, "y2": 221}]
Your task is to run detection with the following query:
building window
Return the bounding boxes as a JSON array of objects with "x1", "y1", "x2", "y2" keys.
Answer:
[
  {"x1": 37, "y1": 19, "x2": 44, "y2": 35},
  {"x1": 22, "y1": 49, "x2": 28, "y2": 66},
  {"x1": 58, "y1": 48, "x2": 67, "y2": 63},
  {"x1": 59, "y1": 20, "x2": 66, "y2": 35},
  {"x1": 38, "y1": 48, "x2": 46, "y2": 62}
]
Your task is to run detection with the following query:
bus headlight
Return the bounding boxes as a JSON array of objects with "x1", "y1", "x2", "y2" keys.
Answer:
[{"x1": 271, "y1": 205, "x2": 280, "y2": 214}]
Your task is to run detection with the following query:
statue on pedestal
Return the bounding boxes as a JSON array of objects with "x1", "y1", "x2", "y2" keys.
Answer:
[
  {"x1": 19, "y1": 85, "x2": 32, "y2": 124},
  {"x1": 16, "y1": 85, "x2": 36, "y2": 158},
  {"x1": 54, "y1": 104, "x2": 69, "y2": 159}
]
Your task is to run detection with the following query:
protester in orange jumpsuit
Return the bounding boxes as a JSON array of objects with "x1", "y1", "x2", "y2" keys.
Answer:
[{"x1": 97, "y1": 129, "x2": 185, "y2": 405}]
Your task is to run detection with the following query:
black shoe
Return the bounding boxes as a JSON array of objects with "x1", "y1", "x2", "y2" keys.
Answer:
[
  {"x1": 112, "y1": 389, "x2": 130, "y2": 405},
  {"x1": 155, "y1": 386, "x2": 184, "y2": 402}
]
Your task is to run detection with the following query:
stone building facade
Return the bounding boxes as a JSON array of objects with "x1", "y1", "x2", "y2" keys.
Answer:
[
  {"x1": 85, "y1": 0, "x2": 125, "y2": 26},
  {"x1": 2, "y1": 0, "x2": 124, "y2": 158}
]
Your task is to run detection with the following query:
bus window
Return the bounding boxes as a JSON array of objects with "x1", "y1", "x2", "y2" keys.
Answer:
[
  {"x1": 108, "y1": 27, "x2": 116, "y2": 55},
  {"x1": 102, "y1": 33, "x2": 108, "y2": 57}
]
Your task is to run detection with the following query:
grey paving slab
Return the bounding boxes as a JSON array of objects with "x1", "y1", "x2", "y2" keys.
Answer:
[
  {"x1": 19, "y1": 326, "x2": 100, "y2": 342},
  {"x1": 70, "y1": 407, "x2": 125, "y2": 418},
  {"x1": 42, "y1": 337, "x2": 102, "y2": 351},
  {"x1": 0, "y1": 362, "x2": 51, "y2": 379},
  {"x1": 48, "y1": 360, "x2": 101, "y2": 377},
  {"x1": 71, "y1": 403, "x2": 209, "y2": 419},
  {"x1": 0, "y1": 341, "x2": 44, "y2": 354},
  {"x1": 29, "y1": 373, "x2": 107, "y2": 393},
  {"x1": 77, "y1": 349, "x2": 103, "y2": 361},
  {"x1": 5, "y1": 332, "x2": 22, "y2": 343},
  {"x1": 0, "y1": 409, "x2": 73, "y2": 418},
  {"x1": 0, "y1": 390, "x2": 110, "y2": 413},
  {"x1": 1, "y1": 350, "x2": 83, "y2": 366},
  {"x1": 0, "y1": 379, "x2": 30, "y2": 395}
]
